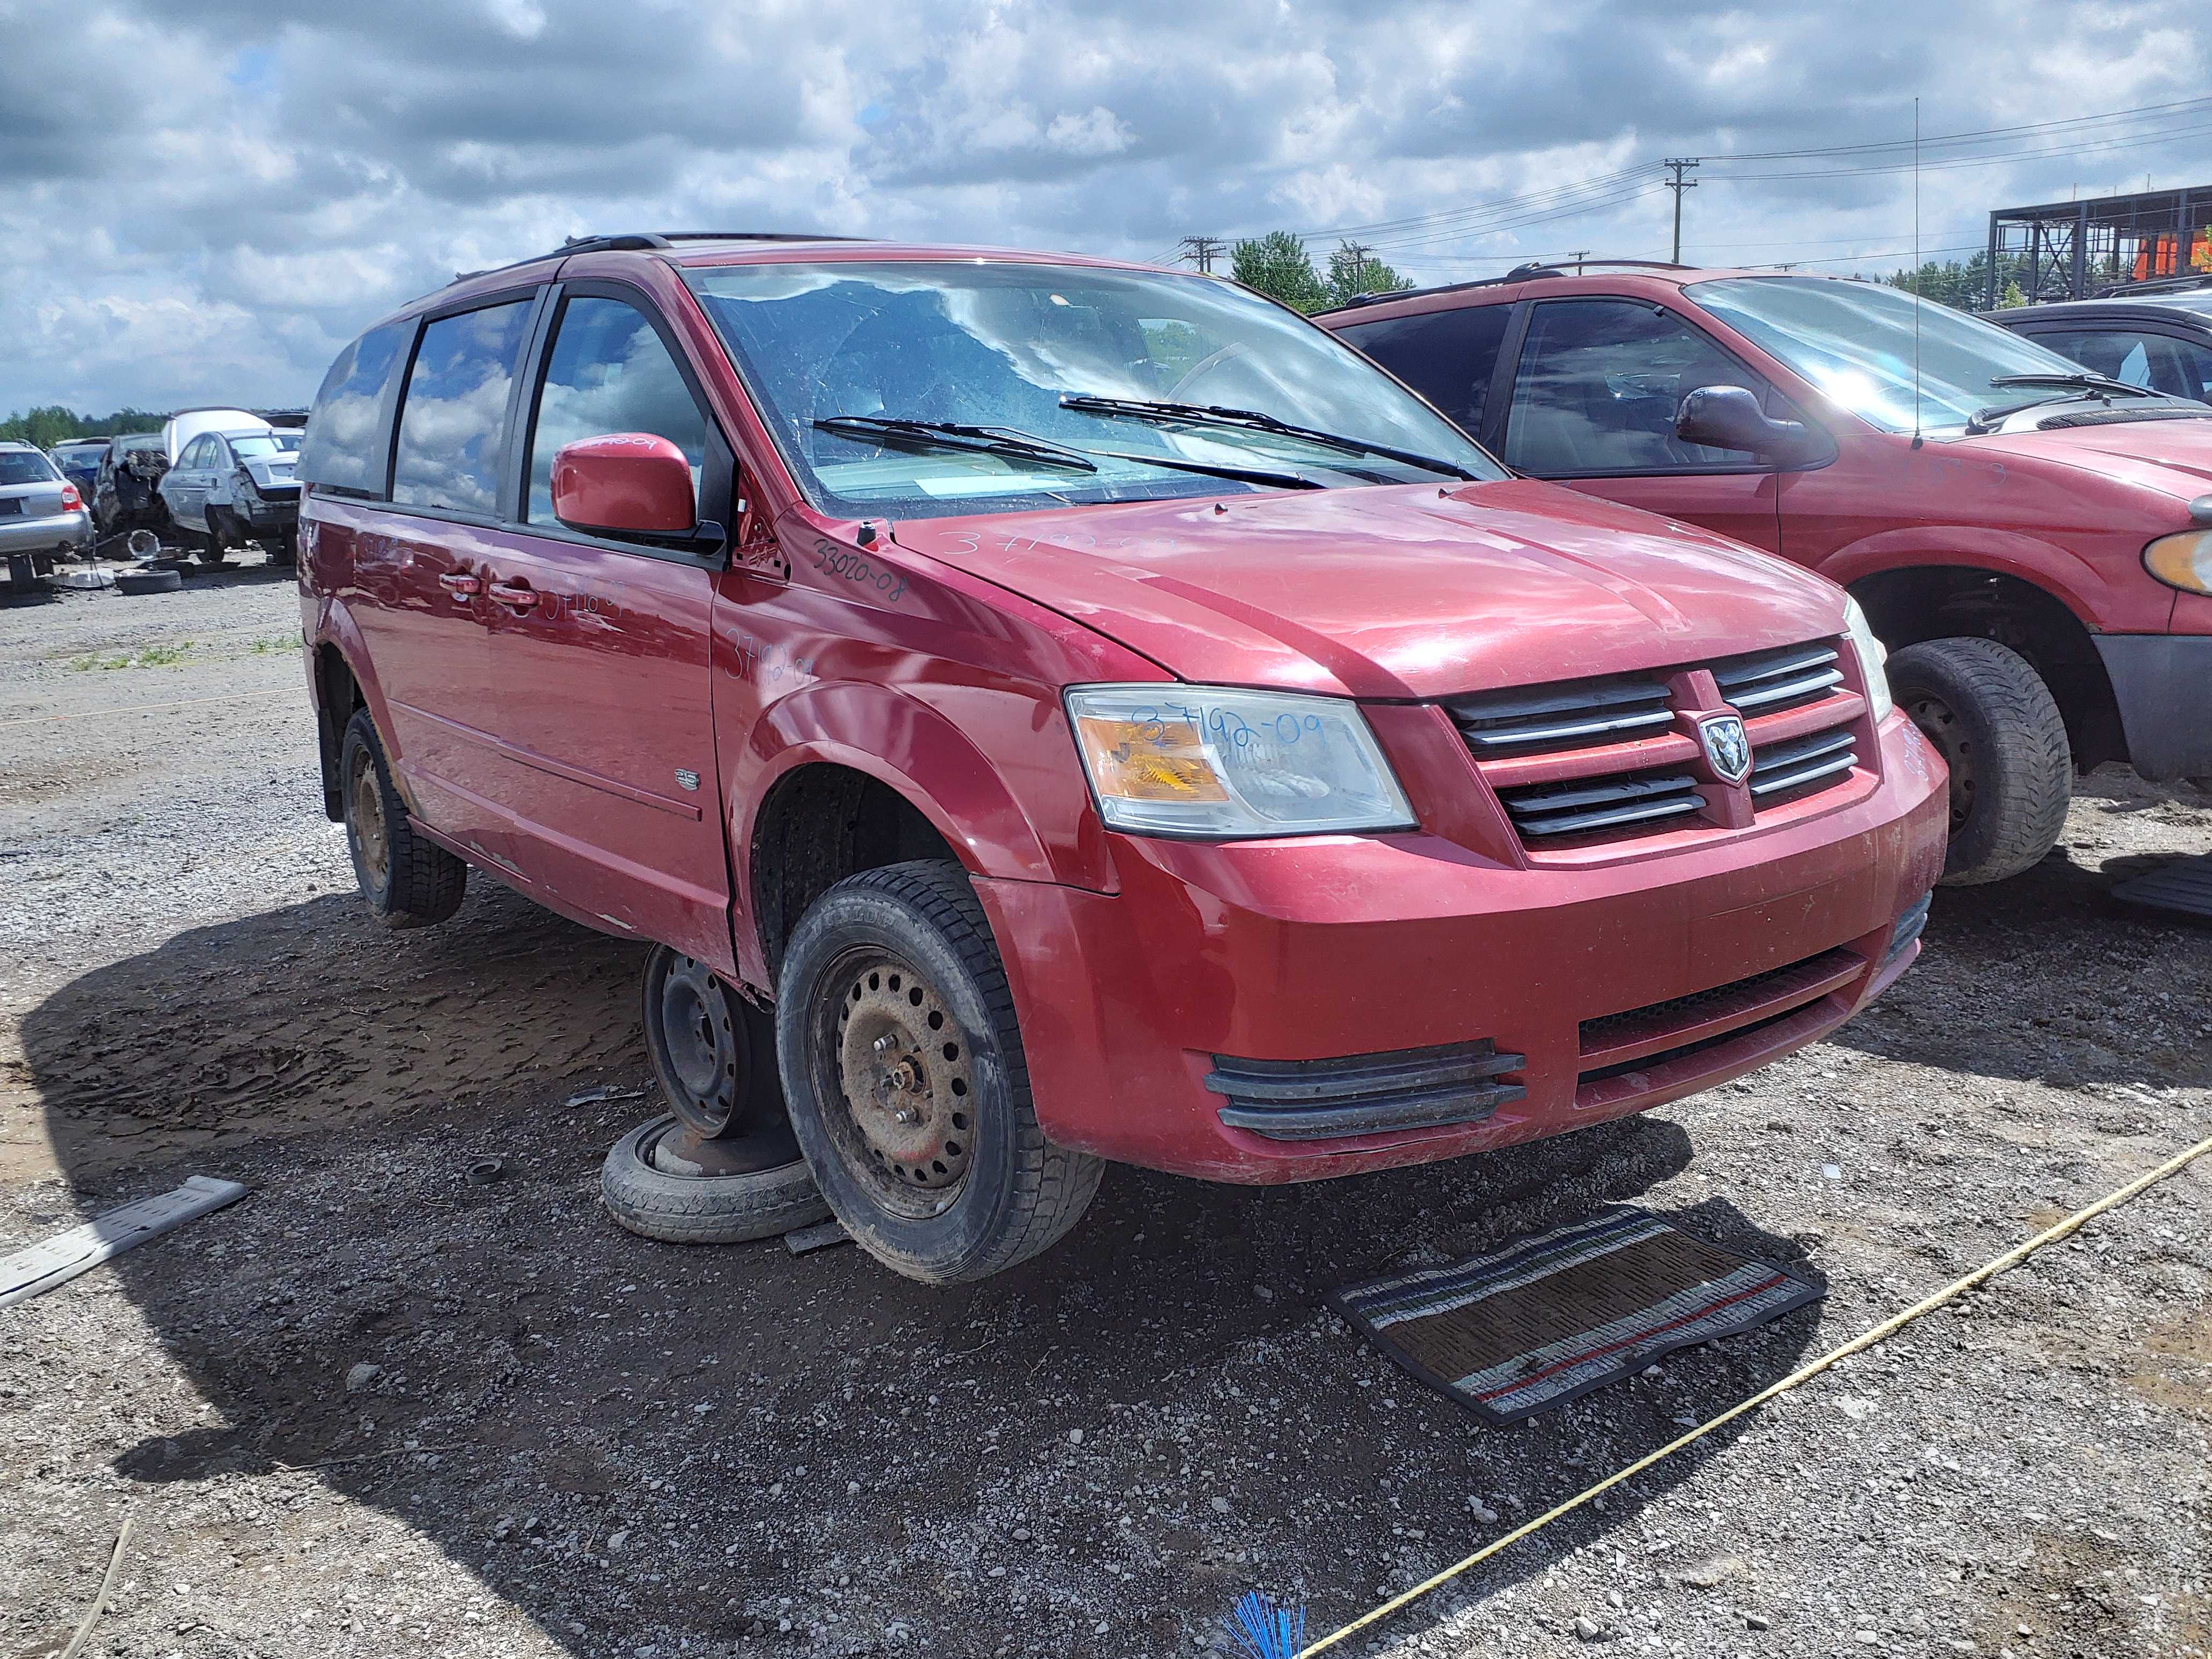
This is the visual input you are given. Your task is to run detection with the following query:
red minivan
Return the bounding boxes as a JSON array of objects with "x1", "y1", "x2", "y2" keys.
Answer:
[
  {"x1": 297, "y1": 234, "x2": 1945, "y2": 1284},
  {"x1": 1321, "y1": 263, "x2": 2212, "y2": 885}
]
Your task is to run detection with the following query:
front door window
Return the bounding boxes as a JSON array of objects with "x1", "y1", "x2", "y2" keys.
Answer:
[{"x1": 1503, "y1": 300, "x2": 1773, "y2": 476}]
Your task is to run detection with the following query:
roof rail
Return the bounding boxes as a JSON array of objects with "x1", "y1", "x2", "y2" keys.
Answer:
[
  {"x1": 453, "y1": 230, "x2": 864, "y2": 284},
  {"x1": 2090, "y1": 272, "x2": 2212, "y2": 300},
  {"x1": 1327, "y1": 257, "x2": 1694, "y2": 312}
]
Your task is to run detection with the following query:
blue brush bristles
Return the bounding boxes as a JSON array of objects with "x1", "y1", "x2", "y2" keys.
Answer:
[{"x1": 1228, "y1": 1591, "x2": 1306, "y2": 1659}]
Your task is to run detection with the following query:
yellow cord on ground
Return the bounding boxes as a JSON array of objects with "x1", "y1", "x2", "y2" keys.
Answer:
[
  {"x1": 0, "y1": 688, "x2": 291, "y2": 729},
  {"x1": 1300, "y1": 1129, "x2": 2212, "y2": 1658},
  {"x1": 58, "y1": 1513, "x2": 133, "y2": 1659}
]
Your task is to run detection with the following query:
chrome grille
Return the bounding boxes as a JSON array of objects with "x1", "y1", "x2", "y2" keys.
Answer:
[
  {"x1": 1446, "y1": 675, "x2": 1671, "y2": 755},
  {"x1": 1498, "y1": 769, "x2": 1703, "y2": 837},
  {"x1": 1712, "y1": 642, "x2": 1843, "y2": 715},
  {"x1": 1749, "y1": 728, "x2": 1858, "y2": 797}
]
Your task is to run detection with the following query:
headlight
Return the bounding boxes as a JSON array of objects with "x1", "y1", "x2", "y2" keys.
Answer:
[
  {"x1": 2144, "y1": 528, "x2": 2212, "y2": 596},
  {"x1": 1066, "y1": 684, "x2": 1416, "y2": 838},
  {"x1": 1843, "y1": 597, "x2": 1893, "y2": 723}
]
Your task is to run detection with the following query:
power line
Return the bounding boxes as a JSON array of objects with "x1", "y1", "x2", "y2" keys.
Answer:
[{"x1": 1177, "y1": 235, "x2": 1226, "y2": 274}]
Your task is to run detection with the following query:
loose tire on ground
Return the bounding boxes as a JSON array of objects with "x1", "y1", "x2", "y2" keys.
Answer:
[
  {"x1": 340, "y1": 707, "x2": 466, "y2": 928},
  {"x1": 600, "y1": 1114, "x2": 829, "y2": 1245},
  {"x1": 1889, "y1": 636, "x2": 2072, "y2": 886},
  {"x1": 775, "y1": 860, "x2": 1104, "y2": 1286},
  {"x1": 115, "y1": 567, "x2": 182, "y2": 595}
]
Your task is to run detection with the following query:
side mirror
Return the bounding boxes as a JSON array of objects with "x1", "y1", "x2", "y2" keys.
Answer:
[
  {"x1": 550, "y1": 433, "x2": 697, "y2": 536},
  {"x1": 1675, "y1": 385, "x2": 1815, "y2": 463}
]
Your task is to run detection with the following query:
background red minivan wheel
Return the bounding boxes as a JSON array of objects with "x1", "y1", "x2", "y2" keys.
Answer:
[
  {"x1": 1888, "y1": 637, "x2": 2073, "y2": 887},
  {"x1": 774, "y1": 861, "x2": 1103, "y2": 1286},
  {"x1": 339, "y1": 707, "x2": 467, "y2": 928}
]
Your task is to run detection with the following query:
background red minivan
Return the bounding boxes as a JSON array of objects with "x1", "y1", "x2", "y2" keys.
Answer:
[{"x1": 1324, "y1": 264, "x2": 2212, "y2": 885}]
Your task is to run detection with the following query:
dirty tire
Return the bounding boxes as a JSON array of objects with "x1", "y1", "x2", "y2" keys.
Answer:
[
  {"x1": 776, "y1": 860, "x2": 1104, "y2": 1285},
  {"x1": 115, "y1": 567, "x2": 182, "y2": 595},
  {"x1": 1889, "y1": 636, "x2": 2072, "y2": 886},
  {"x1": 600, "y1": 1115, "x2": 829, "y2": 1245},
  {"x1": 340, "y1": 707, "x2": 466, "y2": 928},
  {"x1": 642, "y1": 944, "x2": 784, "y2": 1140}
]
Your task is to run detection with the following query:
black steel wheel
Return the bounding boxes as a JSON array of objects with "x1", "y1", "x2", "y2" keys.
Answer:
[{"x1": 642, "y1": 945, "x2": 787, "y2": 1142}]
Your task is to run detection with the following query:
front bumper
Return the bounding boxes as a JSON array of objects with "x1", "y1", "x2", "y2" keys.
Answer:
[
  {"x1": 0, "y1": 507, "x2": 91, "y2": 557},
  {"x1": 2097, "y1": 633, "x2": 2212, "y2": 781},
  {"x1": 978, "y1": 711, "x2": 1948, "y2": 1183}
]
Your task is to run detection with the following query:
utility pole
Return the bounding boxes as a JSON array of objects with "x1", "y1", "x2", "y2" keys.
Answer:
[
  {"x1": 1662, "y1": 159, "x2": 1700, "y2": 264},
  {"x1": 1178, "y1": 235, "x2": 1225, "y2": 274},
  {"x1": 1566, "y1": 249, "x2": 1590, "y2": 273}
]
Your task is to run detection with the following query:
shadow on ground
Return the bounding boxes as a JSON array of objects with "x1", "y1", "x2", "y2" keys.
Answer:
[{"x1": 22, "y1": 888, "x2": 1826, "y2": 1657}]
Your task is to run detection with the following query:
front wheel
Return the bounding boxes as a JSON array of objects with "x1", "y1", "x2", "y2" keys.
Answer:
[
  {"x1": 1889, "y1": 636, "x2": 2072, "y2": 886},
  {"x1": 775, "y1": 861, "x2": 1102, "y2": 1285},
  {"x1": 340, "y1": 707, "x2": 466, "y2": 928}
]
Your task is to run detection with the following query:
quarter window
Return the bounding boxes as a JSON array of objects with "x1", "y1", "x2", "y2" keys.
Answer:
[
  {"x1": 391, "y1": 301, "x2": 535, "y2": 514},
  {"x1": 525, "y1": 296, "x2": 706, "y2": 524},
  {"x1": 1504, "y1": 300, "x2": 1773, "y2": 476},
  {"x1": 300, "y1": 319, "x2": 412, "y2": 496},
  {"x1": 1335, "y1": 305, "x2": 1512, "y2": 436}
]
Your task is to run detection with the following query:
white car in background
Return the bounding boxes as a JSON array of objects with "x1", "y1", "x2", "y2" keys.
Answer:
[
  {"x1": 1, "y1": 440, "x2": 94, "y2": 587},
  {"x1": 156, "y1": 427, "x2": 304, "y2": 565}
]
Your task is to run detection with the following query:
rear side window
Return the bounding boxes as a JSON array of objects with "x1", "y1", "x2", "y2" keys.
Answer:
[
  {"x1": 1336, "y1": 305, "x2": 1511, "y2": 436},
  {"x1": 301, "y1": 320, "x2": 412, "y2": 495},
  {"x1": 524, "y1": 296, "x2": 706, "y2": 524},
  {"x1": 1503, "y1": 300, "x2": 1772, "y2": 476},
  {"x1": 392, "y1": 302, "x2": 535, "y2": 513}
]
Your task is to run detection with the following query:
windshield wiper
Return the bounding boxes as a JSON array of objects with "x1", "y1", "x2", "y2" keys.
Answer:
[
  {"x1": 818, "y1": 413, "x2": 1320, "y2": 492},
  {"x1": 814, "y1": 416, "x2": 1097, "y2": 473},
  {"x1": 1987, "y1": 371, "x2": 2161, "y2": 399},
  {"x1": 1059, "y1": 394, "x2": 1478, "y2": 481}
]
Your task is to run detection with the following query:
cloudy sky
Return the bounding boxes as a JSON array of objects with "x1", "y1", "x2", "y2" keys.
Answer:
[{"x1": 3, "y1": 0, "x2": 2208, "y2": 415}]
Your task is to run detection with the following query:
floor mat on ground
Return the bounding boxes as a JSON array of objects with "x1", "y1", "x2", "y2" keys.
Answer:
[
  {"x1": 2111, "y1": 853, "x2": 2212, "y2": 923},
  {"x1": 1328, "y1": 1208, "x2": 1823, "y2": 1425}
]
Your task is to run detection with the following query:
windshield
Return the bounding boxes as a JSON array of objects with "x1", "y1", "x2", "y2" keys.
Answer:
[
  {"x1": 1687, "y1": 276, "x2": 2105, "y2": 435},
  {"x1": 688, "y1": 260, "x2": 1504, "y2": 519},
  {"x1": 230, "y1": 434, "x2": 299, "y2": 458}
]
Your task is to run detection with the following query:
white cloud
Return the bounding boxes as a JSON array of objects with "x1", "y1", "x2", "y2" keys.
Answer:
[{"x1": 0, "y1": 0, "x2": 2206, "y2": 413}]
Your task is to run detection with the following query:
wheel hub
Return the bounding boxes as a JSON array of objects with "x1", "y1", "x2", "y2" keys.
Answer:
[
  {"x1": 833, "y1": 957, "x2": 973, "y2": 1193},
  {"x1": 348, "y1": 751, "x2": 390, "y2": 890}
]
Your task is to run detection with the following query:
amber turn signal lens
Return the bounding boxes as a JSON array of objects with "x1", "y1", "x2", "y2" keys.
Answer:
[
  {"x1": 2143, "y1": 528, "x2": 2212, "y2": 596},
  {"x1": 1072, "y1": 714, "x2": 1230, "y2": 803}
]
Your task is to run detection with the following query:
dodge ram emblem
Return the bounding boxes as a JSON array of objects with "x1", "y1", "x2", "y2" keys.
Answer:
[{"x1": 1699, "y1": 714, "x2": 1752, "y2": 784}]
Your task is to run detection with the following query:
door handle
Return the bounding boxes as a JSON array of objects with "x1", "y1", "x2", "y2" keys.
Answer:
[
  {"x1": 487, "y1": 579, "x2": 540, "y2": 610},
  {"x1": 438, "y1": 573, "x2": 481, "y2": 602}
]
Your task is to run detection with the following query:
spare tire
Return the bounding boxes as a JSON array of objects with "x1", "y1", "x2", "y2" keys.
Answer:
[
  {"x1": 601, "y1": 1115, "x2": 829, "y2": 1245},
  {"x1": 116, "y1": 568, "x2": 183, "y2": 595}
]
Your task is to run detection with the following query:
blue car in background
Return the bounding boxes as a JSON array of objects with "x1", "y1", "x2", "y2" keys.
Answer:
[{"x1": 48, "y1": 439, "x2": 108, "y2": 503}]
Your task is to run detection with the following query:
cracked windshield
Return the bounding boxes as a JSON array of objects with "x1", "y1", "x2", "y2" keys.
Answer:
[{"x1": 689, "y1": 261, "x2": 1502, "y2": 519}]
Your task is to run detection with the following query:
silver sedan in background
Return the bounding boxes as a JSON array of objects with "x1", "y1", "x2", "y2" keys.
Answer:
[{"x1": 0, "y1": 440, "x2": 93, "y2": 588}]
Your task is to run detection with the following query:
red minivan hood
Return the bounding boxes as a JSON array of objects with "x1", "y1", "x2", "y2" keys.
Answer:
[
  {"x1": 1957, "y1": 413, "x2": 2212, "y2": 496},
  {"x1": 894, "y1": 479, "x2": 1846, "y2": 699}
]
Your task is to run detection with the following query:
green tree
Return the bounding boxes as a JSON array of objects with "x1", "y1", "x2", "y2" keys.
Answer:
[
  {"x1": 1324, "y1": 242, "x2": 1414, "y2": 307},
  {"x1": 1230, "y1": 231, "x2": 1329, "y2": 313},
  {"x1": 0, "y1": 406, "x2": 172, "y2": 446}
]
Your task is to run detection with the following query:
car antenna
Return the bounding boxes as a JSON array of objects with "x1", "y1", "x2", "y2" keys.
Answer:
[{"x1": 1911, "y1": 96, "x2": 1924, "y2": 451}]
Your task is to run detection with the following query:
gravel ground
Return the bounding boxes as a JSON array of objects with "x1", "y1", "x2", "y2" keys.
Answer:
[{"x1": 2, "y1": 575, "x2": 2208, "y2": 1659}]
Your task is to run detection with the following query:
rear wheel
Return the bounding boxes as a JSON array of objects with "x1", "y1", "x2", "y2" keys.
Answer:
[
  {"x1": 340, "y1": 707, "x2": 466, "y2": 928},
  {"x1": 775, "y1": 861, "x2": 1102, "y2": 1285},
  {"x1": 1889, "y1": 636, "x2": 2072, "y2": 886}
]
